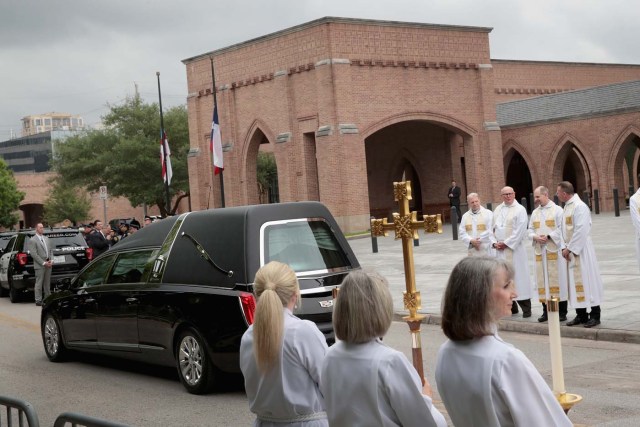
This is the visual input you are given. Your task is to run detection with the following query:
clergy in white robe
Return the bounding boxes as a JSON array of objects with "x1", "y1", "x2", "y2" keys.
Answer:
[
  {"x1": 240, "y1": 262, "x2": 329, "y2": 427},
  {"x1": 491, "y1": 186, "x2": 533, "y2": 317},
  {"x1": 321, "y1": 339, "x2": 446, "y2": 427},
  {"x1": 436, "y1": 333, "x2": 572, "y2": 427},
  {"x1": 459, "y1": 192, "x2": 494, "y2": 257},
  {"x1": 631, "y1": 187, "x2": 640, "y2": 273},
  {"x1": 556, "y1": 182, "x2": 604, "y2": 328},
  {"x1": 320, "y1": 271, "x2": 446, "y2": 427},
  {"x1": 241, "y1": 309, "x2": 328, "y2": 427},
  {"x1": 436, "y1": 257, "x2": 572, "y2": 427},
  {"x1": 528, "y1": 186, "x2": 568, "y2": 322}
]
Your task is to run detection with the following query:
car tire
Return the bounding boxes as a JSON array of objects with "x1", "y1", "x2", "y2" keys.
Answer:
[
  {"x1": 42, "y1": 313, "x2": 67, "y2": 362},
  {"x1": 175, "y1": 327, "x2": 216, "y2": 394},
  {"x1": 0, "y1": 283, "x2": 7, "y2": 297},
  {"x1": 8, "y1": 279, "x2": 20, "y2": 303}
]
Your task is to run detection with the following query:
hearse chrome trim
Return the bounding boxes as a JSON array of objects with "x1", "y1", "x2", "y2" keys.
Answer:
[
  {"x1": 149, "y1": 212, "x2": 191, "y2": 283},
  {"x1": 180, "y1": 231, "x2": 233, "y2": 277},
  {"x1": 300, "y1": 285, "x2": 340, "y2": 295}
]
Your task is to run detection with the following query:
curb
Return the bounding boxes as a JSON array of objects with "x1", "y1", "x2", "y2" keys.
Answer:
[{"x1": 393, "y1": 312, "x2": 640, "y2": 345}]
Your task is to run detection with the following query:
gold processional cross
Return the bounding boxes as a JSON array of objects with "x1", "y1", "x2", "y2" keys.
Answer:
[{"x1": 370, "y1": 181, "x2": 442, "y2": 381}]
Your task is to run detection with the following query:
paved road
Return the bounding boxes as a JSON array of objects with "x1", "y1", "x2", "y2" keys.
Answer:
[
  {"x1": 349, "y1": 209, "x2": 640, "y2": 342},
  {"x1": 3, "y1": 297, "x2": 640, "y2": 426}
]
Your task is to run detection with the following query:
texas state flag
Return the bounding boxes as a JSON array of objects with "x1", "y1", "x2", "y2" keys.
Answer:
[{"x1": 210, "y1": 105, "x2": 223, "y2": 175}]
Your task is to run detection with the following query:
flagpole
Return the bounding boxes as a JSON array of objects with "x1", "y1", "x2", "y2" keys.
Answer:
[
  {"x1": 156, "y1": 71, "x2": 171, "y2": 214},
  {"x1": 210, "y1": 56, "x2": 225, "y2": 208}
]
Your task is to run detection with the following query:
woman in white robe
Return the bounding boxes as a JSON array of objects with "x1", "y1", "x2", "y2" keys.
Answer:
[
  {"x1": 320, "y1": 271, "x2": 446, "y2": 427},
  {"x1": 435, "y1": 257, "x2": 572, "y2": 427},
  {"x1": 240, "y1": 261, "x2": 329, "y2": 427}
]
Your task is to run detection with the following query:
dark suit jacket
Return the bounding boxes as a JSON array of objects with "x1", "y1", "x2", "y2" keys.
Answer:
[
  {"x1": 448, "y1": 186, "x2": 461, "y2": 205},
  {"x1": 88, "y1": 231, "x2": 110, "y2": 257}
]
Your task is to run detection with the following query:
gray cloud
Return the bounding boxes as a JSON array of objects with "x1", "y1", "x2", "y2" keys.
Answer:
[{"x1": 1, "y1": 0, "x2": 639, "y2": 139}]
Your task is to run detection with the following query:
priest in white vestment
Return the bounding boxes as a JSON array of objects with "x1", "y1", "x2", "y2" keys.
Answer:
[
  {"x1": 491, "y1": 186, "x2": 533, "y2": 317},
  {"x1": 631, "y1": 185, "x2": 640, "y2": 273},
  {"x1": 436, "y1": 257, "x2": 572, "y2": 427},
  {"x1": 528, "y1": 186, "x2": 568, "y2": 323},
  {"x1": 556, "y1": 181, "x2": 604, "y2": 328},
  {"x1": 459, "y1": 192, "x2": 494, "y2": 257}
]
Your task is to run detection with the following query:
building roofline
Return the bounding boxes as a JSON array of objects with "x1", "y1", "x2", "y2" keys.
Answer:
[
  {"x1": 491, "y1": 58, "x2": 640, "y2": 68},
  {"x1": 497, "y1": 79, "x2": 640, "y2": 128},
  {"x1": 182, "y1": 16, "x2": 493, "y2": 64}
]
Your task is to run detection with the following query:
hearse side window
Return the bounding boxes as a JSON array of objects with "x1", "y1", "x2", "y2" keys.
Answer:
[
  {"x1": 106, "y1": 250, "x2": 157, "y2": 284},
  {"x1": 263, "y1": 219, "x2": 350, "y2": 273},
  {"x1": 74, "y1": 254, "x2": 116, "y2": 288}
]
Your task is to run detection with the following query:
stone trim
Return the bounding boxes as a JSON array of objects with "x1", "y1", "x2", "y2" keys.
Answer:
[
  {"x1": 187, "y1": 147, "x2": 201, "y2": 157},
  {"x1": 496, "y1": 87, "x2": 572, "y2": 95},
  {"x1": 483, "y1": 121, "x2": 501, "y2": 131},
  {"x1": 222, "y1": 143, "x2": 233, "y2": 152},
  {"x1": 276, "y1": 132, "x2": 292, "y2": 143},
  {"x1": 316, "y1": 125, "x2": 332, "y2": 137},
  {"x1": 351, "y1": 59, "x2": 478, "y2": 69},
  {"x1": 339, "y1": 123, "x2": 359, "y2": 134}
]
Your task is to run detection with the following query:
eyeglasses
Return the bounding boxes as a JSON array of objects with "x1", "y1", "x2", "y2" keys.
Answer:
[{"x1": 501, "y1": 192, "x2": 514, "y2": 196}]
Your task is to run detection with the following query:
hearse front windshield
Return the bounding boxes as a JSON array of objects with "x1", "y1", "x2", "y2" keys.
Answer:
[{"x1": 262, "y1": 218, "x2": 350, "y2": 275}]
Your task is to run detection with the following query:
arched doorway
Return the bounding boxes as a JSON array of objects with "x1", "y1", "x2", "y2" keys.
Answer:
[
  {"x1": 504, "y1": 149, "x2": 533, "y2": 212},
  {"x1": 364, "y1": 120, "x2": 467, "y2": 221},
  {"x1": 244, "y1": 127, "x2": 278, "y2": 205},
  {"x1": 610, "y1": 132, "x2": 640, "y2": 206},
  {"x1": 20, "y1": 203, "x2": 44, "y2": 228},
  {"x1": 553, "y1": 142, "x2": 592, "y2": 199}
]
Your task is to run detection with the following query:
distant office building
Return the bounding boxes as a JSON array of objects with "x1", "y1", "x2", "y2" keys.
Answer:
[
  {"x1": 0, "y1": 130, "x2": 77, "y2": 173},
  {"x1": 21, "y1": 112, "x2": 84, "y2": 136}
]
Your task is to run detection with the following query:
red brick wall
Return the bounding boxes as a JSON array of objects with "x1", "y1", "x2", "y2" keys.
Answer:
[
  {"x1": 501, "y1": 112, "x2": 640, "y2": 210},
  {"x1": 183, "y1": 18, "x2": 640, "y2": 232},
  {"x1": 13, "y1": 172, "x2": 178, "y2": 228},
  {"x1": 492, "y1": 60, "x2": 640, "y2": 101},
  {"x1": 184, "y1": 19, "x2": 498, "y2": 232}
]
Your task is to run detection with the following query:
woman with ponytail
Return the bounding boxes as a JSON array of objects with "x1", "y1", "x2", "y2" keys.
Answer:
[{"x1": 240, "y1": 261, "x2": 329, "y2": 426}]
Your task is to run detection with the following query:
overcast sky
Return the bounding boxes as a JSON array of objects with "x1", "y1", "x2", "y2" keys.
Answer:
[{"x1": 1, "y1": 0, "x2": 639, "y2": 140}]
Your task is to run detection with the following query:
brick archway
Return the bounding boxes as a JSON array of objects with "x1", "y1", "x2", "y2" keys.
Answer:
[
  {"x1": 241, "y1": 120, "x2": 276, "y2": 205},
  {"x1": 550, "y1": 134, "x2": 597, "y2": 197},
  {"x1": 364, "y1": 116, "x2": 475, "y2": 222},
  {"x1": 607, "y1": 125, "x2": 640, "y2": 207}
]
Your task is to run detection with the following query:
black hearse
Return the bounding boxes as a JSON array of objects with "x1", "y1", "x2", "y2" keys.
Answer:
[{"x1": 41, "y1": 202, "x2": 359, "y2": 394}]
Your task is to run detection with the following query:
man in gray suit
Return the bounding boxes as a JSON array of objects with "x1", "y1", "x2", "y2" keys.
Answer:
[{"x1": 28, "y1": 223, "x2": 53, "y2": 306}]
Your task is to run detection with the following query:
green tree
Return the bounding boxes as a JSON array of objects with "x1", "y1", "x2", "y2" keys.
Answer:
[
  {"x1": 43, "y1": 179, "x2": 91, "y2": 226},
  {"x1": 0, "y1": 159, "x2": 25, "y2": 228},
  {"x1": 52, "y1": 95, "x2": 189, "y2": 216},
  {"x1": 257, "y1": 151, "x2": 278, "y2": 204}
]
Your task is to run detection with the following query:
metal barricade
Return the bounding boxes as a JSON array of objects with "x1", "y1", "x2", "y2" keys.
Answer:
[
  {"x1": 53, "y1": 413, "x2": 130, "y2": 427},
  {"x1": 0, "y1": 395, "x2": 40, "y2": 427}
]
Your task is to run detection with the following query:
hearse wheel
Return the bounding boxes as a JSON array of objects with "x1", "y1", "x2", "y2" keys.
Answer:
[
  {"x1": 176, "y1": 327, "x2": 216, "y2": 394},
  {"x1": 42, "y1": 313, "x2": 67, "y2": 362}
]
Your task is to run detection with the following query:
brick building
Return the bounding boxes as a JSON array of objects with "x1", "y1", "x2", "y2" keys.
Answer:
[{"x1": 183, "y1": 17, "x2": 640, "y2": 232}]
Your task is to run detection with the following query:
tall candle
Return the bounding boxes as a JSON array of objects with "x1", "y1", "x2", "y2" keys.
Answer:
[{"x1": 548, "y1": 299, "x2": 566, "y2": 395}]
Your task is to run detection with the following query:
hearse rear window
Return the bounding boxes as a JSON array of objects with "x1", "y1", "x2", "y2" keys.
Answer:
[{"x1": 262, "y1": 218, "x2": 350, "y2": 274}]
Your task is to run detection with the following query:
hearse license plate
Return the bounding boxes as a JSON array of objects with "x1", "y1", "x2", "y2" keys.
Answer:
[{"x1": 53, "y1": 255, "x2": 66, "y2": 264}]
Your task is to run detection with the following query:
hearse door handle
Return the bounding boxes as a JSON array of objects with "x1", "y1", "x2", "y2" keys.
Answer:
[
  {"x1": 84, "y1": 298, "x2": 96, "y2": 303},
  {"x1": 126, "y1": 297, "x2": 138, "y2": 303}
]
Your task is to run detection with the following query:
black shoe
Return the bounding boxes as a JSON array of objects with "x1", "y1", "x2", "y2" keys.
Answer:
[
  {"x1": 583, "y1": 319, "x2": 601, "y2": 328},
  {"x1": 523, "y1": 312, "x2": 532, "y2": 318},
  {"x1": 35, "y1": 301, "x2": 42, "y2": 306},
  {"x1": 566, "y1": 316, "x2": 586, "y2": 326},
  {"x1": 538, "y1": 314, "x2": 548, "y2": 322},
  {"x1": 559, "y1": 315, "x2": 567, "y2": 322}
]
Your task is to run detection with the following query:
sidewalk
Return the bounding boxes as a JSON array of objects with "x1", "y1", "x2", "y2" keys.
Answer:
[{"x1": 347, "y1": 209, "x2": 640, "y2": 344}]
